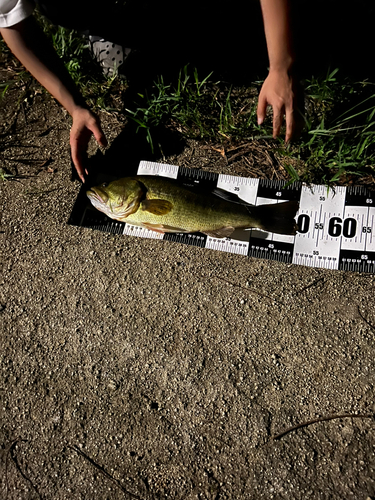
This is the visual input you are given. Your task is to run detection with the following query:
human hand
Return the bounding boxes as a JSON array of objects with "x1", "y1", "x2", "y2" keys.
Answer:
[
  {"x1": 70, "y1": 107, "x2": 108, "y2": 182},
  {"x1": 257, "y1": 69, "x2": 303, "y2": 142}
]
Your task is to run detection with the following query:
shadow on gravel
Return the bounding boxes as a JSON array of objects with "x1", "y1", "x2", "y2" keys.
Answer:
[{"x1": 79, "y1": 122, "x2": 185, "y2": 184}]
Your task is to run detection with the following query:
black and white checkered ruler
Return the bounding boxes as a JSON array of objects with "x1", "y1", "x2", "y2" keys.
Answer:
[
  {"x1": 135, "y1": 161, "x2": 375, "y2": 273},
  {"x1": 70, "y1": 160, "x2": 375, "y2": 273}
]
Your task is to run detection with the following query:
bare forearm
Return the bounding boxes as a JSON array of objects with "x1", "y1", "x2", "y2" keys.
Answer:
[
  {"x1": 257, "y1": 0, "x2": 302, "y2": 141},
  {"x1": 259, "y1": 0, "x2": 294, "y2": 72},
  {"x1": 0, "y1": 16, "x2": 85, "y2": 115},
  {"x1": 1, "y1": 15, "x2": 107, "y2": 182}
]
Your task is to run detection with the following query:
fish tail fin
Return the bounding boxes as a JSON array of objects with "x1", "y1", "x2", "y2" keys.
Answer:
[{"x1": 253, "y1": 200, "x2": 299, "y2": 235}]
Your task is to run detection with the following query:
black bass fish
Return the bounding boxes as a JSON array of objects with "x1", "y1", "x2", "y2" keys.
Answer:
[{"x1": 86, "y1": 176, "x2": 299, "y2": 237}]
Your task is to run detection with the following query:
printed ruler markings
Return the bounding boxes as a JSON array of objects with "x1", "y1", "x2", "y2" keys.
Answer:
[
  {"x1": 342, "y1": 188, "x2": 375, "y2": 271},
  {"x1": 257, "y1": 178, "x2": 302, "y2": 201},
  {"x1": 217, "y1": 175, "x2": 259, "y2": 204},
  {"x1": 164, "y1": 232, "x2": 207, "y2": 248},
  {"x1": 178, "y1": 166, "x2": 218, "y2": 180},
  {"x1": 339, "y1": 250, "x2": 375, "y2": 272},
  {"x1": 315, "y1": 204, "x2": 323, "y2": 247},
  {"x1": 340, "y1": 187, "x2": 374, "y2": 272},
  {"x1": 249, "y1": 179, "x2": 260, "y2": 260},
  {"x1": 207, "y1": 175, "x2": 259, "y2": 253},
  {"x1": 71, "y1": 160, "x2": 375, "y2": 273},
  {"x1": 292, "y1": 185, "x2": 347, "y2": 270},
  {"x1": 248, "y1": 238, "x2": 294, "y2": 264},
  {"x1": 250, "y1": 179, "x2": 301, "y2": 260},
  {"x1": 123, "y1": 224, "x2": 164, "y2": 240},
  {"x1": 366, "y1": 210, "x2": 371, "y2": 248},
  {"x1": 364, "y1": 208, "x2": 375, "y2": 250},
  {"x1": 341, "y1": 206, "x2": 369, "y2": 252},
  {"x1": 249, "y1": 182, "x2": 296, "y2": 262},
  {"x1": 137, "y1": 160, "x2": 179, "y2": 179},
  {"x1": 79, "y1": 206, "x2": 126, "y2": 234},
  {"x1": 206, "y1": 237, "x2": 249, "y2": 256}
]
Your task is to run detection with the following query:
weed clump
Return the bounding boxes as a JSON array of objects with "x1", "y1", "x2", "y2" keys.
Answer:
[
  {"x1": 126, "y1": 67, "x2": 375, "y2": 184},
  {"x1": 2, "y1": 14, "x2": 375, "y2": 186},
  {"x1": 293, "y1": 69, "x2": 375, "y2": 183},
  {"x1": 125, "y1": 66, "x2": 264, "y2": 153}
]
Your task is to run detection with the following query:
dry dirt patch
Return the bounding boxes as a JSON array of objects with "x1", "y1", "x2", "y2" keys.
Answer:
[{"x1": 1, "y1": 77, "x2": 375, "y2": 499}]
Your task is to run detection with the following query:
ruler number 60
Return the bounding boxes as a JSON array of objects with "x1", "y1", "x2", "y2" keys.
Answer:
[{"x1": 328, "y1": 217, "x2": 357, "y2": 238}]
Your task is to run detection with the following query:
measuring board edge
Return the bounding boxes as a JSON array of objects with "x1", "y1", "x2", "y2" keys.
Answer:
[{"x1": 68, "y1": 161, "x2": 375, "y2": 274}]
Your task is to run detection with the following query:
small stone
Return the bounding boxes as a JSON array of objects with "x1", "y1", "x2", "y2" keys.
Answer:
[{"x1": 108, "y1": 380, "x2": 117, "y2": 391}]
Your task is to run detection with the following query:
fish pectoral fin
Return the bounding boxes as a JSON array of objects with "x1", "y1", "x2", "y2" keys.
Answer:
[
  {"x1": 142, "y1": 222, "x2": 186, "y2": 234},
  {"x1": 141, "y1": 199, "x2": 173, "y2": 215},
  {"x1": 203, "y1": 227, "x2": 235, "y2": 238}
]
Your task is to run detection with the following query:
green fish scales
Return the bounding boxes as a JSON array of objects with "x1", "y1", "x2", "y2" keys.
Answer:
[{"x1": 86, "y1": 176, "x2": 299, "y2": 237}]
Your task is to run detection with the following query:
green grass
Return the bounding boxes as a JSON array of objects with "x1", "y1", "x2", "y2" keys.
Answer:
[
  {"x1": 125, "y1": 65, "x2": 262, "y2": 153},
  {"x1": 0, "y1": 37, "x2": 34, "y2": 101},
  {"x1": 2, "y1": 16, "x2": 375, "y2": 185},
  {"x1": 0, "y1": 168, "x2": 16, "y2": 181},
  {"x1": 292, "y1": 69, "x2": 375, "y2": 183},
  {"x1": 125, "y1": 67, "x2": 375, "y2": 183},
  {"x1": 35, "y1": 12, "x2": 128, "y2": 110}
]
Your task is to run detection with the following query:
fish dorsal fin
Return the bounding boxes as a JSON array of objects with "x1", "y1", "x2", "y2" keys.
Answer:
[
  {"x1": 141, "y1": 199, "x2": 173, "y2": 215},
  {"x1": 203, "y1": 226, "x2": 235, "y2": 238},
  {"x1": 211, "y1": 188, "x2": 252, "y2": 206}
]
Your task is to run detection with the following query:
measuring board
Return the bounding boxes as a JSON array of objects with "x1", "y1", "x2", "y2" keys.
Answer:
[{"x1": 68, "y1": 160, "x2": 375, "y2": 273}]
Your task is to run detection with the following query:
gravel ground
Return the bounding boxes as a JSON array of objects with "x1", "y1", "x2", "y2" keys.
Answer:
[{"x1": 1, "y1": 82, "x2": 375, "y2": 500}]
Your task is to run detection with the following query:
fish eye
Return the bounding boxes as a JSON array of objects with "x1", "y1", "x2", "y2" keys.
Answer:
[{"x1": 101, "y1": 182, "x2": 108, "y2": 188}]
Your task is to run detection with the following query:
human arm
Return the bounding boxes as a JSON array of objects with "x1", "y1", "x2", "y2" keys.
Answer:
[
  {"x1": 0, "y1": 15, "x2": 107, "y2": 181},
  {"x1": 257, "y1": 0, "x2": 301, "y2": 142}
]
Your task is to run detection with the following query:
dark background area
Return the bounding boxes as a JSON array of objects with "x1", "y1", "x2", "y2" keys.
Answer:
[{"x1": 37, "y1": 0, "x2": 375, "y2": 84}]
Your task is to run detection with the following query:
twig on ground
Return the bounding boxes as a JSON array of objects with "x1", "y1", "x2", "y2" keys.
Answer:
[
  {"x1": 24, "y1": 187, "x2": 61, "y2": 196},
  {"x1": 272, "y1": 413, "x2": 374, "y2": 441},
  {"x1": 69, "y1": 445, "x2": 146, "y2": 499},
  {"x1": 4, "y1": 439, "x2": 19, "y2": 500},
  {"x1": 202, "y1": 274, "x2": 285, "y2": 306},
  {"x1": 5, "y1": 439, "x2": 42, "y2": 499},
  {"x1": 297, "y1": 277, "x2": 325, "y2": 293},
  {"x1": 357, "y1": 306, "x2": 375, "y2": 331}
]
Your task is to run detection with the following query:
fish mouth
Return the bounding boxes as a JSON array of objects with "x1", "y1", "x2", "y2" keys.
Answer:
[
  {"x1": 86, "y1": 188, "x2": 108, "y2": 204},
  {"x1": 86, "y1": 188, "x2": 137, "y2": 220},
  {"x1": 86, "y1": 182, "x2": 143, "y2": 220}
]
